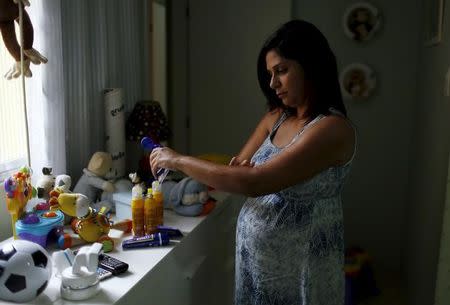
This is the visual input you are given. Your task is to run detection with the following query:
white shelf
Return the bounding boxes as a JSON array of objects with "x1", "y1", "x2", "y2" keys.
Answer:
[{"x1": 0, "y1": 192, "x2": 246, "y2": 305}]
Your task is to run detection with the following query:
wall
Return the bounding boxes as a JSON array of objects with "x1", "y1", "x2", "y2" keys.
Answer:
[
  {"x1": 294, "y1": 0, "x2": 421, "y2": 272},
  {"x1": 169, "y1": 0, "x2": 291, "y2": 154},
  {"x1": 405, "y1": 0, "x2": 450, "y2": 304},
  {"x1": 434, "y1": 157, "x2": 450, "y2": 305}
]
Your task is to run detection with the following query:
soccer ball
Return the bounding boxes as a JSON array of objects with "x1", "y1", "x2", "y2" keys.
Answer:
[{"x1": 0, "y1": 240, "x2": 52, "y2": 303}]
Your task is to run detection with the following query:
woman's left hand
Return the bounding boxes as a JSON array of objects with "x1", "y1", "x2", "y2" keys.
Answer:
[{"x1": 149, "y1": 147, "x2": 181, "y2": 178}]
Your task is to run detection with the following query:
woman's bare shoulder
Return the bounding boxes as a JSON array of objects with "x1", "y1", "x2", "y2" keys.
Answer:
[
  {"x1": 320, "y1": 114, "x2": 354, "y2": 138},
  {"x1": 261, "y1": 108, "x2": 284, "y2": 132},
  {"x1": 309, "y1": 114, "x2": 355, "y2": 164}
]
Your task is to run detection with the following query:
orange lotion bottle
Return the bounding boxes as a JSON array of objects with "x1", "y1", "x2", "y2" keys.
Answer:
[
  {"x1": 131, "y1": 187, "x2": 145, "y2": 237},
  {"x1": 152, "y1": 181, "x2": 164, "y2": 226},
  {"x1": 144, "y1": 188, "x2": 158, "y2": 234}
]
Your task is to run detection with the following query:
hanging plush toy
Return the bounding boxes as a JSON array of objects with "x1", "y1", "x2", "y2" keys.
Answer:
[{"x1": 0, "y1": 0, "x2": 48, "y2": 79}]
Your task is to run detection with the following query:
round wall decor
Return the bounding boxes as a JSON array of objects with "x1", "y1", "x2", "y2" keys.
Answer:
[
  {"x1": 343, "y1": 2, "x2": 382, "y2": 42},
  {"x1": 340, "y1": 63, "x2": 377, "y2": 100}
]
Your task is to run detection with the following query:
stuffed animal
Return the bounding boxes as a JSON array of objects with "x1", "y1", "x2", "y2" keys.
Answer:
[
  {"x1": 73, "y1": 152, "x2": 115, "y2": 211},
  {"x1": 35, "y1": 167, "x2": 55, "y2": 200},
  {"x1": 161, "y1": 177, "x2": 210, "y2": 217},
  {"x1": 0, "y1": 0, "x2": 48, "y2": 79},
  {"x1": 129, "y1": 171, "x2": 147, "y2": 197},
  {"x1": 55, "y1": 174, "x2": 71, "y2": 193}
]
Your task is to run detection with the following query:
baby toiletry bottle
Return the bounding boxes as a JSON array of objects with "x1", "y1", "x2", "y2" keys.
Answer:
[
  {"x1": 144, "y1": 188, "x2": 158, "y2": 234},
  {"x1": 131, "y1": 186, "x2": 144, "y2": 237},
  {"x1": 152, "y1": 181, "x2": 164, "y2": 226}
]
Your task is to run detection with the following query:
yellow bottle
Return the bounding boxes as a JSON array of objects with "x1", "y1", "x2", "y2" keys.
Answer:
[
  {"x1": 131, "y1": 187, "x2": 144, "y2": 237},
  {"x1": 144, "y1": 188, "x2": 158, "y2": 234},
  {"x1": 152, "y1": 181, "x2": 164, "y2": 226}
]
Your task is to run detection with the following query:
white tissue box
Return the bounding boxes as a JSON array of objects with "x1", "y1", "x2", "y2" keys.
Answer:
[{"x1": 112, "y1": 192, "x2": 132, "y2": 220}]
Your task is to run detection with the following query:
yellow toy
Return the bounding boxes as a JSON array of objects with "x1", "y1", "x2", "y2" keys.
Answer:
[
  {"x1": 3, "y1": 166, "x2": 36, "y2": 238},
  {"x1": 54, "y1": 193, "x2": 131, "y2": 252}
]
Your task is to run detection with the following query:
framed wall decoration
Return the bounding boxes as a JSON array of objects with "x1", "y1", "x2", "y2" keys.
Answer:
[
  {"x1": 424, "y1": 0, "x2": 444, "y2": 46},
  {"x1": 343, "y1": 2, "x2": 382, "y2": 42},
  {"x1": 340, "y1": 63, "x2": 377, "y2": 101}
]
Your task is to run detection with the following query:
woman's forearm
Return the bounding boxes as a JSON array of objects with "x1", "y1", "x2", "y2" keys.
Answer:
[{"x1": 174, "y1": 155, "x2": 258, "y2": 196}]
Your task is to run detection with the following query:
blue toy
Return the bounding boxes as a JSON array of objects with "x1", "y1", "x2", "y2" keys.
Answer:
[
  {"x1": 161, "y1": 177, "x2": 209, "y2": 217},
  {"x1": 15, "y1": 210, "x2": 64, "y2": 248}
]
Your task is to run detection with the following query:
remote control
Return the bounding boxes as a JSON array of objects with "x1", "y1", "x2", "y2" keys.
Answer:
[{"x1": 98, "y1": 253, "x2": 129, "y2": 275}]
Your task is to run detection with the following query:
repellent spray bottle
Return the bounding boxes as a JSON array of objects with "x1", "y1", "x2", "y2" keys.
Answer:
[
  {"x1": 131, "y1": 185, "x2": 144, "y2": 237},
  {"x1": 152, "y1": 181, "x2": 164, "y2": 226},
  {"x1": 144, "y1": 188, "x2": 158, "y2": 234}
]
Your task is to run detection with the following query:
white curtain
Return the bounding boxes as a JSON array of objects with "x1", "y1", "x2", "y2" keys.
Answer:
[
  {"x1": 26, "y1": 0, "x2": 66, "y2": 178},
  {"x1": 26, "y1": 0, "x2": 150, "y2": 182},
  {"x1": 61, "y1": 0, "x2": 150, "y2": 183}
]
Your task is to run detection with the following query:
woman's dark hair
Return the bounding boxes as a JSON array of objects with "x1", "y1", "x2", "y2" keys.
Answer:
[{"x1": 257, "y1": 19, "x2": 347, "y2": 118}]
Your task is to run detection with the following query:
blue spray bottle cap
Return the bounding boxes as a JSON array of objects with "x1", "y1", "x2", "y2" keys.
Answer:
[
  {"x1": 141, "y1": 137, "x2": 161, "y2": 150},
  {"x1": 141, "y1": 137, "x2": 169, "y2": 182}
]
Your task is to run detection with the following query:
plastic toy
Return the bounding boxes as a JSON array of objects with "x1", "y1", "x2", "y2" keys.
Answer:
[
  {"x1": 3, "y1": 166, "x2": 36, "y2": 238},
  {"x1": 44, "y1": 174, "x2": 73, "y2": 224},
  {"x1": 344, "y1": 247, "x2": 379, "y2": 305},
  {"x1": 0, "y1": 0, "x2": 48, "y2": 79},
  {"x1": 53, "y1": 242, "x2": 102, "y2": 300},
  {"x1": 161, "y1": 177, "x2": 211, "y2": 217},
  {"x1": 55, "y1": 192, "x2": 131, "y2": 252},
  {"x1": 0, "y1": 240, "x2": 52, "y2": 303},
  {"x1": 15, "y1": 209, "x2": 64, "y2": 248}
]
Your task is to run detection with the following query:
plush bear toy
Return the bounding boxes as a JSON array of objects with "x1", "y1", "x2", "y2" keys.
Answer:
[
  {"x1": 73, "y1": 152, "x2": 115, "y2": 211},
  {"x1": 0, "y1": 0, "x2": 48, "y2": 79},
  {"x1": 161, "y1": 177, "x2": 210, "y2": 217}
]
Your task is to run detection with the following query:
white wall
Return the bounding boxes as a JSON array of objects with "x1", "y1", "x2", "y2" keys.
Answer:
[{"x1": 294, "y1": 0, "x2": 421, "y2": 272}]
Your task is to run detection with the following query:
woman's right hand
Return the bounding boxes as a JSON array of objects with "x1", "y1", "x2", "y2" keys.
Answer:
[
  {"x1": 229, "y1": 156, "x2": 255, "y2": 167},
  {"x1": 149, "y1": 147, "x2": 181, "y2": 179}
]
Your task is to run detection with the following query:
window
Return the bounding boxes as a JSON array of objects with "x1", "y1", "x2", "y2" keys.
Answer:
[{"x1": 0, "y1": 38, "x2": 27, "y2": 180}]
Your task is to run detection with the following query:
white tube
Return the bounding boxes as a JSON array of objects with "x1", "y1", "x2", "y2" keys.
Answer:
[{"x1": 104, "y1": 88, "x2": 126, "y2": 178}]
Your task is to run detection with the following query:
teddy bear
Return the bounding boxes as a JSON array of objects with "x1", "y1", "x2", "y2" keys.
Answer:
[
  {"x1": 73, "y1": 152, "x2": 115, "y2": 212},
  {"x1": 0, "y1": 0, "x2": 48, "y2": 79},
  {"x1": 161, "y1": 177, "x2": 212, "y2": 217}
]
